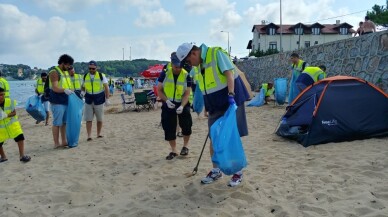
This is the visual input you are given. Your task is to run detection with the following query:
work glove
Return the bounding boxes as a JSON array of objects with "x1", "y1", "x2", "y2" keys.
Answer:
[
  {"x1": 0, "y1": 111, "x2": 8, "y2": 120},
  {"x1": 64, "y1": 89, "x2": 73, "y2": 95},
  {"x1": 166, "y1": 100, "x2": 176, "y2": 109},
  {"x1": 80, "y1": 91, "x2": 85, "y2": 98},
  {"x1": 228, "y1": 95, "x2": 236, "y2": 105},
  {"x1": 176, "y1": 106, "x2": 184, "y2": 114},
  {"x1": 105, "y1": 99, "x2": 111, "y2": 106}
]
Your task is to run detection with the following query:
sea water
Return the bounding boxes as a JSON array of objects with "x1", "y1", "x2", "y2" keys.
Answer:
[{"x1": 9, "y1": 80, "x2": 36, "y2": 108}]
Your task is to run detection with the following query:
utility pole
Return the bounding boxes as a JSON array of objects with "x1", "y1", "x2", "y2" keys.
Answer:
[
  {"x1": 280, "y1": 0, "x2": 283, "y2": 52},
  {"x1": 129, "y1": 46, "x2": 132, "y2": 61},
  {"x1": 220, "y1": 30, "x2": 230, "y2": 56},
  {"x1": 122, "y1": 48, "x2": 125, "y2": 61},
  {"x1": 298, "y1": 23, "x2": 302, "y2": 50}
]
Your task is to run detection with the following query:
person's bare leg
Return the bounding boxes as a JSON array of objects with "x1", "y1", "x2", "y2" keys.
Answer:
[
  {"x1": 60, "y1": 124, "x2": 67, "y2": 146},
  {"x1": 168, "y1": 140, "x2": 178, "y2": 153},
  {"x1": 97, "y1": 121, "x2": 103, "y2": 137},
  {"x1": 17, "y1": 140, "x2": 25, "y2": 157},
  {"x1": 86, "y1": 121, "x2": 92, "y2": 139},
  {"x1": 209, "y1": 140, "x2": 217, "y2": 168},
  {"x1": 183, "y1": 135, "x2": 190, "y2": 148},
  {"x1": 0, "y1": 146, "x2": 7, "y2": 160},
  {"x1": 52, "y1": 126, "x2": 60, "y2": 147},
  {"x1": 45, "y1": 111, "x2": 50, "y2": 125}
]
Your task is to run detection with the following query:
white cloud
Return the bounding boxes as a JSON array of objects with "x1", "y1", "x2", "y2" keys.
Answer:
[
  {"x1": 134, "y1": 8, "x2": 175, "y2": 28},
  {"x1": 184, "y1": 0, "x2": 230, "y2": 14}
]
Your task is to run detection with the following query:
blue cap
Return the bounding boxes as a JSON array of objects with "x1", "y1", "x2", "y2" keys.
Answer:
[
  {"x1": 170, "y1": 53, "x2": 181, "y2": 67},
  {"x1": 89, "y1": 60, "x2": 97, "y2": 66}
]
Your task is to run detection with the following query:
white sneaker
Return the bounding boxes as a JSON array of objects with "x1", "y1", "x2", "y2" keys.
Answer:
[
  {"x1": 228, "y1": 173, "x2": 243, "y2": 187},
  {"x1": 201, "y1": 168, "x2": 223, "y2": 184}
]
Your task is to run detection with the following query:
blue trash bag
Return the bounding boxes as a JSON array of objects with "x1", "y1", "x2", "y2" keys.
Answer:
[
  {"x1": 247, "y1": 88, "x2": 266, "y2": 107},
  {"x1": 109, "y1": 85, "x2": 114, "y2": 95},
  {"x1": 274, "y1": 78, "x2": 287, "y2": 105},
  {"x1": 66, "y1": 94, "x2": 84, "y2": 148},
  {"x1": 288, "y1": 70, "x2": 301, "y2": 105},
  {"x1": 193, "y1": 86, "x2": 204, "y2": 115},
  {"x1": 210, "y1": 104, "x2": 248, "y2": 175},
  {"x1": 125, "y1": 83, "x2": 133, "y2": 95},
  {"x1": 25, "y1": 95, "x2": 46, "y2": 122}
]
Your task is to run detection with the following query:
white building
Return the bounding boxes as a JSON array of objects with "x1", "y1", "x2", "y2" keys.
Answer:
[{"x1": 247, "y1": 20, "x2": 355, "y2": 53}]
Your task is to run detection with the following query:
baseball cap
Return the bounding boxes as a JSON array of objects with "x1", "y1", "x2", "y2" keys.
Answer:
[
  {"x1": 170, "y1": 52, "x2": 181, "y2": 67},
  {"x1": 89, "y1": 60, "x2": 97, "y2": 66},
  {"x1": 176, "y1": 43, "x2": 194, "y2": 61}
]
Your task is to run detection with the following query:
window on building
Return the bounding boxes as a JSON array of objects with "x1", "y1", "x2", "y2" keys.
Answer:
[
  {"x1": 312, "y1": 27, "x2": 320, "y2": 35},
  {"x1": 340, "y1": 27, "x2": 348, "y2": 35},
  {"x1": 269, "y1": 42, "x2": 277, "y2": 50},
  {"x1": 305, "y1": 41, "x2": 310, "y2": 48},
  {"x1": 295, "y1": 27, "x2": 303, "y2": 35},
  {"x1": 268, "y1": 28, "x2": 276, "y2": 35},
  {"x1": 314, "y1": 41, "x2": 319, "y2": 45}
]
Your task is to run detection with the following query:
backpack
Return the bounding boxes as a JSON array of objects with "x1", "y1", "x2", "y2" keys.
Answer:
[{"x1": 43, "y1": 67, "x2": 61, "y2": 100}]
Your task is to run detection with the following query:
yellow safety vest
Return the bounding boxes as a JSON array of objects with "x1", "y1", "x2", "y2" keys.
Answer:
[
  {"x1": 0, "y1": 77, "x2": 10, "y2": 99},
  {"x1": 0, "y1": 98, "x2": 23, "y2": 142},
  {"x1": 198, "y1": 47, "x2": 237, "y2": 95},
  {"x1": 162, "y1": 67, "x2": 188, "y2": 103},
  {"x1": 291, "y1": 60, "x2": 306, "y2": 73},
  {"x1": 49, "y1": 66, "x2": 71, "y2": 89},
  {"x1": 84, "y1": 72, "x2": 105, "y2": 94},
  {"x1": 191, "y1": 66, "x2": 200, "y2": 83},
  {"x1": 262, "y1": 83, "x2": 274, "y2": 97},
  {"x1": 36, "y1": 78, "x2": 45, "y2": 94},
  {"x1": 70, "y1": 73, "x2": 82, "y2": 91},
  {"x1": 303, "y1": 67, "x2": 326, "y2": 82}
]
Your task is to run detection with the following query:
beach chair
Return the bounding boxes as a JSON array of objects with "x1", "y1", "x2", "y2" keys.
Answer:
[
  {"x1": 134, "y1": 92, "x2": 152, "y2": 111},
  {"x1": 120, "y1": 93, "x2": 135, "y2": 111}
]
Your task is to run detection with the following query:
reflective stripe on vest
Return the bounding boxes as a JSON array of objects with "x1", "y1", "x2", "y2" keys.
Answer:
[
  {"x1": 303, "y1": 67, "x2": 326, "y2": 82},
  {"x1": 84, "y1": 72, "x2": 105, "y2": 94},
  {"x1": 0, "y1": 99, "x2": 23, "y2": 142},
  {"x1": 36, "y1": 78, "x2": 45, "y2": 94},
  {"x1": 162, "y1": 67, "x2": 188, "y2": 103},
  {"x1": 291, "y1": 60, "x2": 305, "y2": 73},
  {"x1": 198, "y1": 47, "x2": 237, "y2": 95},
  {"x1": 49, "y1": 66, "x2": 71, "y2": 89},
  {"x1": 0, "y1": 78, "x2": 10, "y2": 99},
  {"x1": 70, "y1": 73, "x2": 83, "y2": 91}
]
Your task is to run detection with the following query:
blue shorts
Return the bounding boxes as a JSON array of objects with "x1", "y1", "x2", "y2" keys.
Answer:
[
  {"x1": 43, "y1": 101, "x2": 50, "y2": 112},
  {"x1": 51, "y1": 104, "x2": 67, "y2": 126}
]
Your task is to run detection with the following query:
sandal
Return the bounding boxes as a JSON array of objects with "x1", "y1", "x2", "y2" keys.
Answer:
[
  {"x1": 177, "y1": 132, "x2": 183, "y2": 137},
  {"x1": 20, "y1": 155, "x2": 31, "y2": 163},
  {"x1": 180, "y1": 147, "x2": 189, "y2": 156},
  {"x1": 0, "y1": 158, "x2": 8, "y2": 163},
  {"x1": 165, "y1": 152, "x2": 178, "y2": 160},
  {"x1": 87, "y1": 138, "x2": 92, "y2": 141},
  {"x1": 97, "y1": 135, "x2": 104, "y2": 138}
]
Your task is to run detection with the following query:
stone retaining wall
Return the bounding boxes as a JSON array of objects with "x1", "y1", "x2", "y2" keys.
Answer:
[{"x1": 236, "y1": 30, "x2": 388, "y2": 93}]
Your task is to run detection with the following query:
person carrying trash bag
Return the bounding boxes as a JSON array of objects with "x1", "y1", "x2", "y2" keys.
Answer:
[
  {"x1": 157, "y1": 52, "x2": 193, "y2": 160},
  {"x1": 176, "y1": 42, "x2": 250, "y2": 187}
]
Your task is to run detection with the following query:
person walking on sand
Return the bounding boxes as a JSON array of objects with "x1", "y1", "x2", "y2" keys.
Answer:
[
  {"x1": 81, "y1": 60, "x2": 110, "y2": 141},
  {"x1": 0, "y1": 87, "x2": 31, "y2": 163},
  {"x1": 157, "y1": 52, "x2": 192, "y2": 160},
  {"x1": 48, "y1": 54, "x2": 74, "y2": 148},
  {"x1": 35, "y1": 72, "x2": 50, "y2": 125},
  {"x1": 176, "y1": 43, "x2": 250, "y2": 187}
]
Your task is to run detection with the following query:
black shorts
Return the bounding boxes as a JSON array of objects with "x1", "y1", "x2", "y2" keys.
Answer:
[
  {"x1": 161, "y1": 106, "x2": 192, "y2": 141},
  {"x1": 0, "y1": 134, "x2": 25, "y2": 147}
]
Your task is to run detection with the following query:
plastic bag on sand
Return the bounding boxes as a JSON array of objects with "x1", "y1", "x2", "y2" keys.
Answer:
[
  {"x1": 125, "y1": 83, "x2": 133, "y2": 95},
  {"x1": 275, "y1": 78, "x2": 287, "y2": 105},
  {"x1": 25, "y1": 95, "x2": 46, "y2": 121},
  {"x1": 247, "y1": 88, "x2": 266, "y2": 107},
  {"x1": 210, "y1": 104, "x2": 247, "y2": 175},
  {"x1": 66, "y1": 94, "x2": 84, "y2": 148},
  {"x1": 193, "y1": 86, "x2": 204, "y2": 115}
]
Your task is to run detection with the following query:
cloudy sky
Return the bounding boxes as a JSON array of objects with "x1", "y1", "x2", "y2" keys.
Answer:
[{"x1": 0, "y1": 0, "x2": 384, "y2": 69}]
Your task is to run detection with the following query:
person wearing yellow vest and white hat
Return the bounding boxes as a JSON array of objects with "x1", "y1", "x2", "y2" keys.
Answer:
[
  {"x1": 81, "y1": 60, "x2": 110, "y2": 141},
  {"x1": 157, "y1": 52, "x2": 192, "y2": 160},
  {"x1": 295, "y1": 65, "x2": 327, "y2": 91},
  {"x1": 48, "y1": 54, "x2": 74, "y2": 149},
  {"x1": 68, "y1": 66, "x2": 83, "y2": 99},
  {"x1": 261, "y1": 82, "x2": 274, "y2": 104},
  {"x1": 35, "y1": 72, "x2": 50, "y2": 125},
  {"x1": 176, "y1": 43, "x2": 250, "y2": 187},
  {"x1": 0, "y1": 71, "x2": 10, "y2": 99},
  {"x1": 0, "y1": 87, "x2": 31, "y2": 163}
]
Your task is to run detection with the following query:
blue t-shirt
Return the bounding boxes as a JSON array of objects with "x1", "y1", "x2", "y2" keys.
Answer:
[{"x1": 199, "y1": 44, "x2": 250, "y2": 114}]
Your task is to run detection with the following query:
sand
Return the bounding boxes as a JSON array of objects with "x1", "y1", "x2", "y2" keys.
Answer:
[{"x1": 0, "y1": 91, "x2": 387, "y2": 217}]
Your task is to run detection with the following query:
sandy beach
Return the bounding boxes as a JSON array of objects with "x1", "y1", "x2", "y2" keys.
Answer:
[{"x1": 0, "y1": 91, "x2": 387, "y2": 217}]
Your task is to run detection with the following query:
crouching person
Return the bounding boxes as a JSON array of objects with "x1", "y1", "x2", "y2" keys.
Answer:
[{"x1": 0, "y1": 87, "x2": 31, "y2": 163}]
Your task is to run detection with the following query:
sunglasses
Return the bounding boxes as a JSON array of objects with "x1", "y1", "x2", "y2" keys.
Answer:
[{"x1": 89, "y1": 67, "x2": 96, "y2": 70}]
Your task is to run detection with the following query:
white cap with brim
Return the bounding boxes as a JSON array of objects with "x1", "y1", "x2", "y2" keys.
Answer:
[{"x1": 176, "y1": 43, "x2": 194, "y2": 61}]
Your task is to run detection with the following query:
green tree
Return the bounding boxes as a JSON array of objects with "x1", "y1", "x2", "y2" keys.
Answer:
[
  {"x1": 249, "y1": 48, "x2": 279, "y2": 57},
  {"x1": 366, "y1": 4, "x2": 388, "y2": 26}
]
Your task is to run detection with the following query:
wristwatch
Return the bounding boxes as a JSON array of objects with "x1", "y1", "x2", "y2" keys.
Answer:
[{"x1": 228, "y1": 92, "x2": 235, "y2": 96}]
